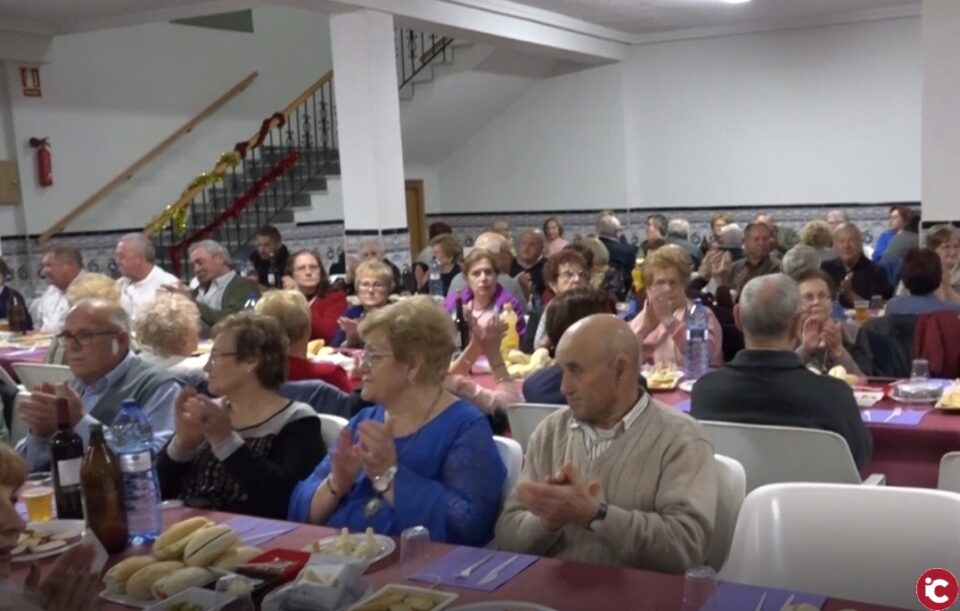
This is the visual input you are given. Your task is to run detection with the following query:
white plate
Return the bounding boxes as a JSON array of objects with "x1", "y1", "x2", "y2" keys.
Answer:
[
  {"x1": 99, "y1": 591, "x2": 151, "y2": 609},
  {"x1": 449, "y1": 603, "x2": 557, "y2": 611},
  {"x1": 889, "y1": 379, "x2": 952, "y2": 404},
  {"x1": 854, "y1": 389, "x2": 884, "y2": 408},
  {"x1": 678, "y1": 379, "x2": 695, "y2": 393},
  {"x1": 303, "y1": 533, "x2": 396, "y2": 564},
  {"x1": 144, "y1": 587, "x2": 236, "y2": 610},
  {"x1": 12, "y1": 519, "x2": 86, "y2": 563}
]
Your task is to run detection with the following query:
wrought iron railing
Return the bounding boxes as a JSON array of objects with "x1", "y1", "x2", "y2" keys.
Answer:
[{"x1": 396, "y1": 28, "x2": 454, "y2": 90}]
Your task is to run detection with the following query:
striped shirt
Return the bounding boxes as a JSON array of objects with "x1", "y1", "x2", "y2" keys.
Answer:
[{"x1": 570, "y1": 393, "x2": 650, "y2": 463}]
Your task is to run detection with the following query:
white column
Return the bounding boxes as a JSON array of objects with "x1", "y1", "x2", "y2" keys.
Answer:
[
  {"x1": 922, "y1": 0, "x2": 960, "y2": 224},
  {"x1": 329, "y1": 10, "x2": 409, "y2": 269}
]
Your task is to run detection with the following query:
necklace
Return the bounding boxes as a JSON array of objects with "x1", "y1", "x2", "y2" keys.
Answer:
[{"x1": 363, "y1": 387, "x2": 445, "y2": 518}]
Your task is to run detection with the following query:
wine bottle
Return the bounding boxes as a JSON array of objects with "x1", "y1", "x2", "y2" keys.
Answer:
[
  {"x1": 50, "y1": 398, "x2": 84, "y2": 520},
  {"x1": 7, "y1": 293, "x2": 26, "y2": 333},
  {"x1": 455, "y1": 297, "x2": 470, "y2": 350},
  {"x1": 81, "y1": 423, "x2": 128, "y2": 553}
]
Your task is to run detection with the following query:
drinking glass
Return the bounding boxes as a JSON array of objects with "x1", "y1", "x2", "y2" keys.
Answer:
[
  {"x1": 22, "y1": 486, "x2": 54, "y2": 523},
  {"x1": 854, "y1": 300, "x2": 870, "y2": 324},
  {"x1": 911, "y1": 358, "x2": 930, "y2": 381},
  {"x1": 400, "y1": 525, "x2": 432, "y2": 575},
  {"x1": 869, "y1": 294, "x2": 884, "y2": 312},
  {"x1": 681, "y1": 565, "x2": 720, "y2": 611}
]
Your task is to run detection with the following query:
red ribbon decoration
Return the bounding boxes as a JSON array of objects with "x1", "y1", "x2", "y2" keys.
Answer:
[{"x1": 233, "y1": 112, "x2": 286, "y2": 161}]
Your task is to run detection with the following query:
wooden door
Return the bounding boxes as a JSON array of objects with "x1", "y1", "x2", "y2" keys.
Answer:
[
  {"x1": 405, "y1": 179, "x2": 426, "y2": 259},
  {"x1": 0, "y1": 161, "x2": 21, "y2": 205}
]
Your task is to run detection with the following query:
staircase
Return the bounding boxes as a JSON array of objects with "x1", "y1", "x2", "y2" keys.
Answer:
[{"x1": 150, "y1": 27, "x2": 456, "y2": 281}]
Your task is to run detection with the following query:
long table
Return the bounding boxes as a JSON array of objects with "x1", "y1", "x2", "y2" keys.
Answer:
[{"x1": 9, "y1": 508, "x2": 903, "y2": 611}]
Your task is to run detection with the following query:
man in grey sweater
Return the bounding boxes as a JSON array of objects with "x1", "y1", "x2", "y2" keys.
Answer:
[{"x1": 495, "y1": 315, "x2": 718, "y2": 573}]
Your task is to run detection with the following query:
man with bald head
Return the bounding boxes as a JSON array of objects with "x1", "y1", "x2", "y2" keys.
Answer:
[
  {"x1": 496, "y1": 314, "x2": 717, "y2": 573},
  {"x1": 445, "y1": 232, "x2": 525, "y2": 303},
  {"x1": 691, "y1": 274, "x2": 871, "y2": 467},
  {"x1": 16, "y1": 299, "x2": 181, "y2": 472},
  {"x1": 821, "y1": 223, "x2": 893, "y2": 307}
]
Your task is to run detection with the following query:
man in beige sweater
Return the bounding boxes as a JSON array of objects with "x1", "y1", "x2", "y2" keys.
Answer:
[{"x1": 495, "y1": 315, "x2": 718, "y2": 573}]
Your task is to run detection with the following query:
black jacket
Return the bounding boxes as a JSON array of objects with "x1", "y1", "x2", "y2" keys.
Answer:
[
  {"x1": 599, "y1": 236, "x2": 638, "y2": 291},
  {"x1": 822, "y1": 255, "x2": 894, "y2": 308}
]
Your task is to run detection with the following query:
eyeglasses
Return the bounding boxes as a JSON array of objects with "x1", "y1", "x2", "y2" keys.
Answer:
[
  {"x1": 207, "y1": 351, "x2": 238, "y2": 365},
  {"x1": 360, "y1": 351, "x2": 393, "y2": 367},
  {"x1": 558, "y1": 270, "x2": 589, "y2": 281},
  {"x1": 55, "y1": 330, "x2": 117, "y2": 347},
  {"x1": 801, "y1": 292, "x2": 833, "y2": 304},
  {"x1": 358, "y1": 281, "x2": 387, "y2": 292}
]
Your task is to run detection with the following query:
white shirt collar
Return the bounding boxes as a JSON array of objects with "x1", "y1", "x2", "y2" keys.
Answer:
[{"x1": 570, "y1": 392, "x2": 650, "y2": 435}]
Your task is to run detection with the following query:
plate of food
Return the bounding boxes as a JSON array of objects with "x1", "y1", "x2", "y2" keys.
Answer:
[
  {"x1": 852, "y1": 387, "x2": 885, "y2": 408},
  {"x1": 888, "y1": 378, "x2": 953, "y2": 404},
  {"x1": 143, "y1": 587, "x2": 235, "y2": 611},
  {"x1": 935, "y1": 380, "x2": 960, "y2": 411},
  {"x1": 643, "y1": 365, "x2": 683, "y2": 392},
  {"x1": 826, "y1": 365, "x2": 861, "y2": 387},
  {"x1": 448, "y1": 603, "x2": 557, "y2": 611},
  {"x1": 303, "y1": 528, "x2": 396, "y2": 564},
  {"x1": 349, "y1": 583, "x2": 458, "y2": 611},
  {"x1": 678, "y1": 379, "x2": 695, "y2": 394},
  {"x1": 12, "y1": 519, "x2": 85, "y2": 563}
]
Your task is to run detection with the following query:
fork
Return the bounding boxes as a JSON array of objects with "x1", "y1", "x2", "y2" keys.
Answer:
[
  {"x1": 779, "y1": 594, "x2": 795, "y2": 610},
  {"x1": 883, "y1": 407, "x2": 903, "y2": 423},
  {"x1": 455, "y1": 553, "x2": 494, "y2": 580},
  {"x1": 753, "y1": 591, "x2": 767, "y2": 611},
  {"x1": 477, "y1": 554, "x2": 519, "y2": 585}
]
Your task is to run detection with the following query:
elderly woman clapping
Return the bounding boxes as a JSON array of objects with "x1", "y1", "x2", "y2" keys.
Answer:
[{"x1": 289, "y1": 296, "x2": 505, "y2": 545}]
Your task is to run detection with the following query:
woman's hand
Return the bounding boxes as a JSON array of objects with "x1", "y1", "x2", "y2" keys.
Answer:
[
  {"x1": 25, "y1": 544, "x2": 100, "y2": 611},
  {"x1": 184, "y1": 395, "x2": 234, "y2": 447},
  {"x1": 328, "y1": 426, "x2": 363, "y2": 496},
  {"x1": 173, "y1": 388, "x2": 205, "y2": 451},
  {"x1": 714, "y1": 252, "x2": 734, "y2": 287},
  {"x1": 414, "y1": 265, "x2": 428, "y2": 290},
  {"x1": 356, "y1": 418, "x2": 398, "y2": 480},
  {"x1": 821, "y1": 319, "x2": 845, "y2": 359},
  {"x1": 338, "y1": 317, "x2": 360, "y2": 346},
  {"x1": 281, "y1": 275, "x2": 298, "y2": 290},
  {"x1": 799, "y1": 316, "x2": 824, "y2": 358},
  {"x1": 473, "y1": 315, "x2": 506, "y2": 360}
]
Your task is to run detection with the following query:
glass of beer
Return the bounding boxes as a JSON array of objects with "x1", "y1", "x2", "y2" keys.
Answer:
[
  {"x1": 22, "y1": 486, "x2": 55, "y2": 523},
  {"x1": 854, "y1": 300, "x2": 870, "y2": 324},
  {"x1": 869, "y1": 295, "x2": 884, "y2": 313}
]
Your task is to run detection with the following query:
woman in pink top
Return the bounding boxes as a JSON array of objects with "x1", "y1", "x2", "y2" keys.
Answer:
[
  {"x1": 543, "y1": 216, "x2": 569, "y2": 256},
  {"x1": 629, "y1": 246, "x2": 723, "y2": 368},
  {"x1": 445, "y1": 315, "x2": 522, "y2": 414}
]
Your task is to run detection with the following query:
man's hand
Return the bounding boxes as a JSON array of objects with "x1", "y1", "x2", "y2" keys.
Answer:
[
  {"x1": 517, "y1": 463, "x2": 602, "y2": 531},
  {"x1": 18, "y1": 382, "x2": 84, "y2": 437}
]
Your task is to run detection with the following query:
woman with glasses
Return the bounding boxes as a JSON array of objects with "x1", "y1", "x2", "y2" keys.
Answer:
[
  {"x1": 332, "y1": 260, "x2": 393, "y2": 349},
  {"x1": 157, "y1": 312, "x2": 324, "y2": 519},
  {"x1": 528, "y1": 249, "x2": 592, "y2": 350},
  {"x1": 443, "y1": 249, "x2": 526, "y2": 335},
  {"x1": 794, "y1": 269, "x2": 862, "y2": 375},
  {"x1": 289, "y1": 296, "x2": 505, "y2": 546},
  {"x1": 630, "y1": 246, "x2": 723, "y2": 368},
  {"x1": 282, "y1": 249, "x2": 347, "y2": 344},
  {"x1": 926, "y1": 225, "x2": 960, "y2": 305}
]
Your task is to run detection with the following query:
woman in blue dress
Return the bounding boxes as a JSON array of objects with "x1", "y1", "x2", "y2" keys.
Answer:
[{"x1": 289, "y1": 296, "x2": 506, "y2": 546}]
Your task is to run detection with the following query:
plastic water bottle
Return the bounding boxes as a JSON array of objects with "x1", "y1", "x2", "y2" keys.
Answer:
[
  {"x1": 685, "y1": 299, "x2": 711, "y2": 381},
  {"x1": 428, "y1": 257, "x2": 444, "y2": 301},
  {"x1": 243, "y1": 291, "x2": 259, "y2": 311},
  {"x1": 111, "y1": 400, "x2": 163, "y2": 544}
]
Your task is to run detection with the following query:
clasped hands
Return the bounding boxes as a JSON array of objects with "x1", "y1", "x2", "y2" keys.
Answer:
[
  {"x1": 517, "y1": 462, "x2": 602, "y2": 531},
  {"x1": 18, "y1": 382, "x2": 84, "y2": 438},
  {"x1": 327, "y1": 419, "x2": 398, "y2": 497},
  {"x1": 800, "y1": 316, "x2": 844, "y2": 360},
  {"x1": 173, "y1": 388, "x2": 235, "y2": 450}
]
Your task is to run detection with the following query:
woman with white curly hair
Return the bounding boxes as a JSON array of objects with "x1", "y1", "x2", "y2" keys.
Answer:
[{"x1": 134, "y1": 292, "x2": 207, "y2": 386}]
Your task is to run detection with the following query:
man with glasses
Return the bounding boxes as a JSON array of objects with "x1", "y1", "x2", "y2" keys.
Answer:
[
  {"x1": 690, "y1": 273, "x2": 871, "y2": 468},
  {"x1": 15, "y1": 299, "x2": 181, "y2": 472}
]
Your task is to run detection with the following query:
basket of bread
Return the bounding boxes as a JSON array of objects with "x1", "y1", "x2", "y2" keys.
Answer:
[
  {"x1": 643, "y1": 363, "x2": 683, "y2": 392},
  {"x1": 936, "y1": 380, "x2": 960, "y2": 410},
  {"x1": 826, "y1": 365, "x2": 860, "y2": 386},
  {"x1": 101, "y1": 517, "x2": 262, "y2": 606},
  {"x1": 503, "y1": 348, "x2": 552, "y2": 379}
]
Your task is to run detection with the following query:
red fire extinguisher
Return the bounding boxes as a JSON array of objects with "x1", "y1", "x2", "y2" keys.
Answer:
[{"x1": 28, "y1": 137, "x2": 53, "y2": 187}]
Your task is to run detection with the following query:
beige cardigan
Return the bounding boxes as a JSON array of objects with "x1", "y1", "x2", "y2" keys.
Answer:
[{"x1": 495, "y1": 398, "x2": 717, "y2": 573}]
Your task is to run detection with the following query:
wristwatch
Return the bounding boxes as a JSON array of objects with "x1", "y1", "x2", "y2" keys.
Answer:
[
  {"x1": 372, "y1": 465, "x2": 398, "y2": 493},
  {"x1": 588, "y1": 501, "x2": 608, "y2": 533}
]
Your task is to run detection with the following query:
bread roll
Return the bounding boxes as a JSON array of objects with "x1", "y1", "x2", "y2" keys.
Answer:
[
  {"x1": 103, "y1": 555, "x2": 155, "y2": 595},
  {"x1": 183, "y1": 524, "x2": 239, "y2": 567},
  {"x1": 150, "y1": 567, "x2": 215, "y2": 599},
  {"x1": 213, "y1": 545, "x2": 262, "y2": 569},
  {"x1": 126, "y1": 561, "x2": 185, "y2": 600},
  {"x1": 153, "y1": 517, "x2": 213, "y2": 560}
]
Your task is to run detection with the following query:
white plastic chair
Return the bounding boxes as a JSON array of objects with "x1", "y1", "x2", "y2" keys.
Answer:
[
  {"x1": 937, "y1": 451, "x2": 960, "y2": 493},
  {"x1": 506, "y1": 403, "x2": 566, "y2": 452},
  {"x1": 700, "y1": 420, "x2": 884, "y2": 493},
  {"x1": 707, "y1": 454, "x2": 745, "y2": 571},
  {"x1": 12, "y1": 363, "x2": 72, "y2": 390},
  {"x1": 720, "y1": 483, "x2": 960, "y2": 609},
  {"x1": 493, "y1": 435, "x2": 522, "y2": 505},
  {"x1": 9, "y1": 391, "x2": 30, "y2": 446},
  {"x1": 0, "y1": 364, "x2": 20, "y2": 391},
  {"x1": 317, "y1": 413, "x2": 349, "y2": 450}
]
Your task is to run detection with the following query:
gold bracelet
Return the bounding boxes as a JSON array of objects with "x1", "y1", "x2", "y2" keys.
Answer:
[{"x1": 325, "y1": 478, "x2": 342, "y2": 497}]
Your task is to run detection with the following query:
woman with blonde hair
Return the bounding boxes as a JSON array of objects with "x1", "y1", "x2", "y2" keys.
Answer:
[
  {"x1": 158, "y1": 312, "x2": 324, "y2": 518},
  {"x1": 630, "y1": 246, "x2": 723, "y2": 367},
  {"x1": 47, "y1": 272, "x2": 123, "y2": 364},
  {"x1": 255, "y1": 290, "x2": 350, "y2": 391},
  {"x1": 443, "y1": 249, "x2": 526, "y2": 335},
  {"x1": 578, "y1": 236, "x2": 627, "y2": 301},
  {"x1": 800, "y1": 220, "x2": 836, "y2": 263},
  {"x1": 289, "y1": 296, "x2": 505, "y2": 545},
  {"x1": 333, "y1": 260, "x2": 393, "y2": 348},
  {"x1": 134, "y1": 293, "x2": 206, "y2": 386}
]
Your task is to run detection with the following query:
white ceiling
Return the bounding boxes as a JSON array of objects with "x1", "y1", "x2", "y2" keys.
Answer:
[
  {"x1": 497, "y1": 0, "x2": 920, "y2": 36},
  {"x1": 0, "y1": 0, "x2": 246, "y2": 33}
]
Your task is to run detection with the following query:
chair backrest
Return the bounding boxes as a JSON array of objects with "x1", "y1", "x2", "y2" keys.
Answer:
[
  {"x1": 279, "y1": 380, "x2": 351, "y2": 418},
  {"x1": 9, "y1": 391, "x2": 30, "y2": 446},
  {"x1": 506, "y1": 403, "x2": 566, "y2": 452},
  {"x1": 707, "y1": 454, "x2": 745, "y2": 571},
  {"x1": 0, "y1": 365, "x2": 19, "y2": 391},
  {"x1": 938, "y1": 451, "x2": 960, "y2": 493},
  {"x1": 12, "y1": 363, "x2": 72, "y2": 390},
  {"x1": 317, "y1": 413, "x2": 349, "y2": 450},
  {"x1": 700, "y1": 420, "x2": 862, "y2": 493},
  {"x1": 493, "y1": 435, "x2": 522, "y2": 506},
  {"x1": 720, "y1": 483, "x2": 960, "y2": 609}
]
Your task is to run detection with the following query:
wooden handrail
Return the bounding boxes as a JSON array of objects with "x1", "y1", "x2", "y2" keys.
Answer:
[
  {"x1": 38, "y1": 71, "x2": 259, "y2": 244},
  {"x1": 146, "y1": 70, "x2": 334, "y2": 236}
]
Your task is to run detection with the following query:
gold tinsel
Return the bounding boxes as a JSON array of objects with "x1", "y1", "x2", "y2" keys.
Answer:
[
  {"x1": 145, "y1": 149, "x2": 241, "y2": 236},
  {"x1": 219, "y1": 151, "x2": 242, "y2": 167}
]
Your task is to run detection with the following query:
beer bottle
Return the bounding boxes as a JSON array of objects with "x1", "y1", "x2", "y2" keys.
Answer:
[{"x1": 81, "y1": 423, "x2": 128, "y2": 553}]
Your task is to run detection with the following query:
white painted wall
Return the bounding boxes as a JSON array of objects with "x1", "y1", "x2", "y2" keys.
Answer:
[
  {"x1": 921, "y1": 0, "x2": 960, "y2": 223},
  {"x1": 438, "y1": 61, "x2": 629, "y2": 212},
  {"x1": 437, "y1": 16, "x2": 921, "y2": 214},
  {"x1": 625, "y1": 16, "x2": 921, "y2": 207},
  {"x1": 4, "y1": 6, "x2": 332, "y2": 236}
]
